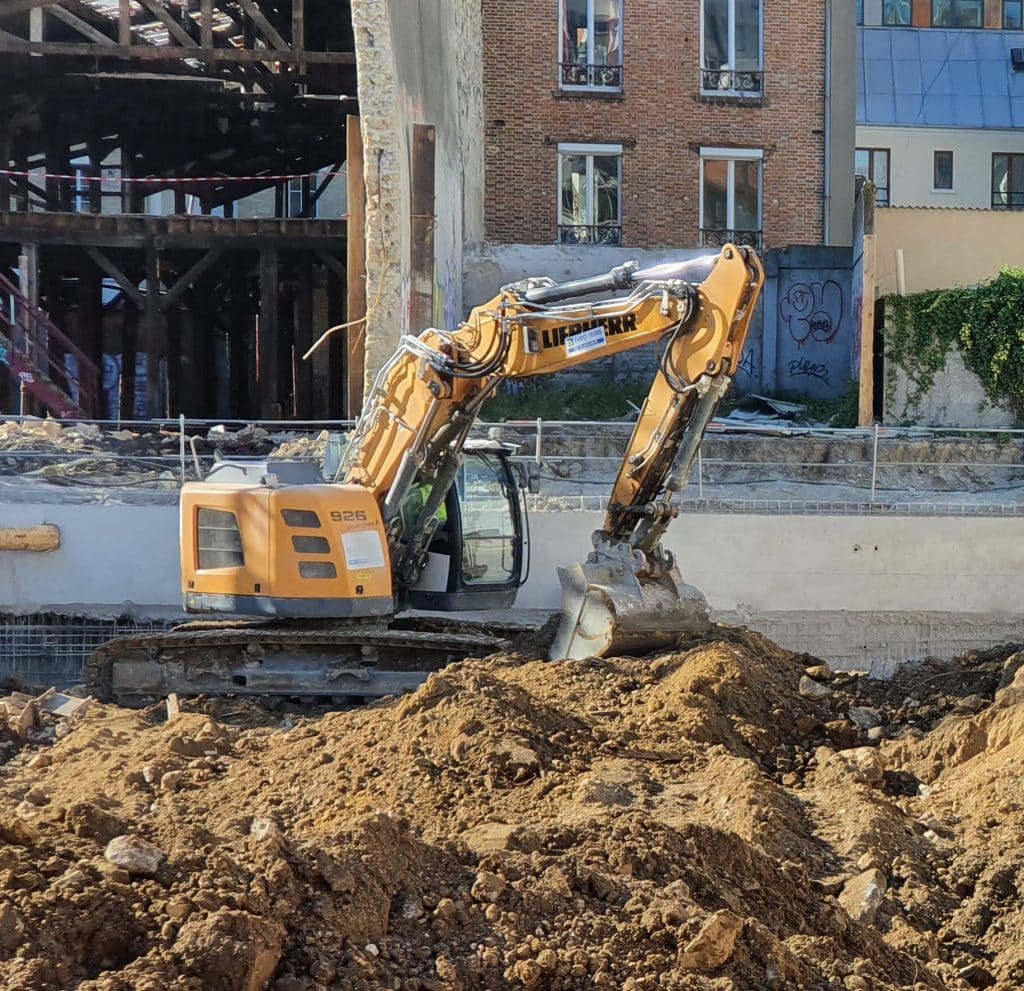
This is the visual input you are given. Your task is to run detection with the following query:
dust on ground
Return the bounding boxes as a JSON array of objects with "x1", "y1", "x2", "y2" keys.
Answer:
[{"x1": 0, "y1": 628, "x2": 1022, "y2": 990}]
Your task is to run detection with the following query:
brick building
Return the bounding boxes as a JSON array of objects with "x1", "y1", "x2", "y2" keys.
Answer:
[{"x1": 482, "y1": 0, "x2": 854, "y2": 252}]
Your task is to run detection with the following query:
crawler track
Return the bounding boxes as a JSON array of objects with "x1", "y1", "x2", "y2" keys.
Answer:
[{"x1": 86, "y1": 619, "x2": 511, "y2": 707}]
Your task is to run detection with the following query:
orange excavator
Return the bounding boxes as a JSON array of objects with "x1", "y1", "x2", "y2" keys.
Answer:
[{"x1": 88, "y1": 244, "x2": 764, "y2": 705}]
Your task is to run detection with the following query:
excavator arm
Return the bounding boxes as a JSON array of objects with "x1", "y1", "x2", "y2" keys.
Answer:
[{"x1": 340, "y1": 244, "x2": 764, "y2": 656}]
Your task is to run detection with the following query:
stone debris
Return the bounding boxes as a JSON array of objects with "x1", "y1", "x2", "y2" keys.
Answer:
[
  {"x1": 0, "y1": 688, "x2": 91, "y2": 741},
  {"x1": 0, "y1": 633, "x2": 1018, "y2": 988},
  {"x1": 103, "y1": 834, "x2": 165, "y2": 876},
  {"x1": 798, "y1": 674, "x2": 831, "y2": 699}
]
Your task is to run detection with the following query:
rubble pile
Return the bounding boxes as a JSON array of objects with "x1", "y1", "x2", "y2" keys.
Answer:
[
  {"x1": 0, "y1": 418, "x2": 331, "y2": 486},
  {"x1": 0, "y1": 630, "x2": 1022, "y2": 989}
]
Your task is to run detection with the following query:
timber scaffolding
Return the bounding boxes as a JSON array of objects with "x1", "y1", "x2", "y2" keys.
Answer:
[{"x1": 0, "y1": 0, "x2": 364, "y2": 421}]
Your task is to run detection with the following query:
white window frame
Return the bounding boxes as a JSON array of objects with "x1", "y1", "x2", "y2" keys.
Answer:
[
  {"x1": 557, "y1": 142, "x2": 623, "y2": 245},
  {"x1": 698, "y1": 147, "x2": 763, "y2": 243},
  {"x1": 699, "y1": 0, "x2": 764, "y2": 98},
  {"x1": 286, "y1": 177, "x2": 318, "y2": 219},
  {"x1": 558, "y1": 0, "x2": 624, "y2": 92},
  {"x1": 931, "y1": 150, "x2": 955, "y2": 194}
]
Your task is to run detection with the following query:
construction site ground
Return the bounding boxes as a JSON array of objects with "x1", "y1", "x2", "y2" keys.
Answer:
[{"x1": 0, "y1": 627, "x2": 1022, "y2": 990}]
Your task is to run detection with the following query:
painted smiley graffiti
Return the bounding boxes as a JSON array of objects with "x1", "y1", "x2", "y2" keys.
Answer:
[{"x1": 780, "y1": 280, "x2": 844, "y2": 347}]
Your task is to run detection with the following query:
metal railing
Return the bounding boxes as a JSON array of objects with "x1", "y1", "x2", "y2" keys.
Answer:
[
  {"x1": 700, "y1": 228, "x2": 763, "y2": 250},
  {"x1": 558, "y1": 224, "x2": 623, "y2": 246},
  {"x1": 558, "y1": 62, "x2": 623, "y2": 89},
  {"x1": 0, "y1": 272, "x2": 102, "y2": 417},
  {"x1": 3, "y1": 415, "x2": 1024, "y2": 516},
  {"x1": 700, "y1": 68, "x2": 764, "y2": 95}
]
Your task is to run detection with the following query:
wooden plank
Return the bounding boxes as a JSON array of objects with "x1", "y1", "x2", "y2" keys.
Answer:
[
  {"x1": 161, "y1": 247, "x2": 224, "y2": 308},
  {"x1": 234, "y1": 0, "x2": 289, "y2": 52},
  {"x1": 0, "y1": 37, "x2": 354, "y2": 62},
  {"x1": 47, "y1": 4, "x2": 116, "y2": 45},
  {"x1": 0, "y1": 526, "x2": 61, "y2": 552},
  {"x1": 135, "y1": 0, "x2": 198, "y2": 48},
  {"x1": 858, "y1": 232, "x2": 877, "y2": 427},
  {"x1": 291, "y1": 0, "x2": 304, "y2": 50},
  {"x1": 408, "y1": 123, "x2": 436, "y2": 335},
  {"x1": 258, "y1": 249, "x2": 280, "y2": 418},
  {"x1": 345, "y1": 116, "x2": 366, "y2": 418}
]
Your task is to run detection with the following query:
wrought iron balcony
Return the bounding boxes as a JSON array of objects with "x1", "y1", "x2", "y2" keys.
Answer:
[
  {"x1": 558, "y1": 224, "x2": 623, "y2": 246},
  {"x1": 559, "y1": 62, "x2": 623, "y2": 90},
  {"x1": 700, "y1": 228, "x2": 763, "y2": 251},
  {"x1": 700, "y1": 68, "x2": 764, "y2": 95}
]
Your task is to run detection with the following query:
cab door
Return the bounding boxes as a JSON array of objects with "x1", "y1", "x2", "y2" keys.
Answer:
[{"x1": 407, "y1": 450, "x2": 527, "y2": 611}]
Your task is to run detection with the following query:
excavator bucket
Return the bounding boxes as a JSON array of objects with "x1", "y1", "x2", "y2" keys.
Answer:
[{"x1": 549, "y1": 554, "x2": 711, "y2": 661}]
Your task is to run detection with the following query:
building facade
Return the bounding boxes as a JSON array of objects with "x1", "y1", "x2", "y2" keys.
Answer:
[
  {"x1": 856, "y1": 24, "x2": 1024, "y2": 208},
  {"x1": 482, "y1": 0, "x2": 855, "y2": 253}
]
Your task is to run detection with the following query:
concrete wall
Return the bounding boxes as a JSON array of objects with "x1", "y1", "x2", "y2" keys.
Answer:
[
  {"x1": 874, "y1": 206, "x2": 1024, "y2": 295},
  {"x1": 4, "y1": 497, "x2": 1024, "y2": 676},
  {"x1": 874, "y1": 206, "x2": 1023, "y2": 426},
  {"x1": 825, "y1": 0, "x2": 857, "y2": 246},
  {"x1": 0, "y1": 503, "x2": 181, "y2": 619},
  {"x1": 857, "y1": 124, "x2": 1024, "y2": 210},
  {"x1": 352, "y1": 0, "x2": 485, "y2": 386}
]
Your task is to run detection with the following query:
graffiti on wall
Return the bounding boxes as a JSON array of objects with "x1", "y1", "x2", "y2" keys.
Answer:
[
  {"x1": 780, "y1": 280, "x2": 844, "y2": 347},
  {"x1": 787, "y1": 356, "x2": 831, "y2": 385}
]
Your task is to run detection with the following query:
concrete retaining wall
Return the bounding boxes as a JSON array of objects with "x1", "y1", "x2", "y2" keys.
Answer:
[{"x1": 2, "y1": 499, "x2": 1023, "y2": 676}]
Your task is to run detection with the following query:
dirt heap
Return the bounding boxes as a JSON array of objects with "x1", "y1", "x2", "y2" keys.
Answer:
[{"x1": 0, "y1": 630, "x2": 1022, "y2": 990}]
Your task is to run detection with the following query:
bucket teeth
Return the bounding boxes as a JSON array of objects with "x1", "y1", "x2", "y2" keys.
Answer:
[{"x1": 549, "y1": 559, "x2": 711, "y2": 661}]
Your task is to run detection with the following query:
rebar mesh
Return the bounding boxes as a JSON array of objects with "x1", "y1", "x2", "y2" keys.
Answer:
[{"x1": 0, "y1": 614, "x2": 172, "y2": 688}]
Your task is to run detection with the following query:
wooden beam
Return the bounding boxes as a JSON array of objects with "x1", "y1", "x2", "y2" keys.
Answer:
[
  {"x1": 258, "y1": 248, "x2": 279, "y2": 418},
  {"x1": 234, "y1": 0, "x2": 289, "y2": 52},
  {"x1": 0, "y1": 526, "x2": 60, "y2": 553},
  {"x1": 200, "y1": 0, "x2": 213, "y2": 48},
  {"x1": 345, "y1": 115, "x2": 365, "y2": 418},
  {"x1": 84, "y1": 246, "x2": 145, "y2": 306},
  {"x1": 408, "y1": 123, "x2": 436, "y2": 334},
  {"x1": 118, "y1": 0, "x2": 131, "y2": 45},
  {"x1": 134, "y1": 0, "x2": 198, "y2": 48},
  {"x1": 0, "y1": 37, "x2": 354, "y2": 63},
  {"x1": 144, "y1": 244, "x2": 165, "y2": 416},
  {"x1": 293, "y1": 258, "x2": 313, "y2": 417},
  {"x1": 47, "y1": 5, "x2": 116, "y2": 46},
  {"x1": 0, "y1": 0, "x2": 55, "y2": 18},
  {"x1": 161, "y1": 247, "x2": 224, "y2": 308},
  {"x1": 314, "y1": 249, "x2": 345, "y2": 283},
  {"x1": 291, "y1": 0, "x2": 304, "y2": 50}
]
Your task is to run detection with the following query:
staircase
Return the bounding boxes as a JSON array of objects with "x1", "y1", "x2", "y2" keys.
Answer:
[{"x1": 0, "y1": 271, "x2": 101, "y2": 418}]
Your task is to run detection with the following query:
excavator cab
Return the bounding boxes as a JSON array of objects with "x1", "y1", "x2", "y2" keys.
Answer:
[{"x1": 406, "y1": 440, "x2": 527, "y2": 611}]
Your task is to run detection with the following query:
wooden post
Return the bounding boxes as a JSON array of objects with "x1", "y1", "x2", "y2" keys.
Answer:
[
  {"x1": 408, "y1": 123, "x2": 436, "y2": 335},
  {"x1": 0, "y1": 526, "x2": 61, "y2": 553},
  {"x1": 858, "y1": 231, "x2": 877, "y2": 427},
  {"x1": 119, "y1": 0, "x2": 132, "y2": 45},
  {"x1": 294, "y1": 257, "x2": 314, "y2": 417},
  {"x1": 258, "y1": 248, "x2": 280, "y2": 419},
  {"x1": 144, "y1": 244, "x2": 165, "y2": 417},
  {"x1": 77, "y1": 258, "x2": 104, "y2": 415},
  {"x1": 229, "y1": 266, "x2": 251, "y2": 418},
  {"x1": 19, "y1": 243, "x2": 40, "y2": 308},
  {"x1": 200, "y1": 0, "x2": 213, "y2": 47},
  {"x1": 120, "y1": 307, "x2": 138, "y2": 420},
  {"x1": 345, "y1": 116, "x2": 366, "y2": 418}
]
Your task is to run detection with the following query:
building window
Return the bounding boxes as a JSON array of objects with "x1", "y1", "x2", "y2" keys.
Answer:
[
  {"x1": 701, "y1": 0, "x2": 763, "y2": 96},
  {"x1": 699, "y1": 148, "x2": 762, "y2": 249},
  {"x1": 857, "y1": 0, "x2": 864, "y2": 23},
  {"x1": 1005, "y1": 0, "x2": 1023, "y2": 28},
  {"x1": 286, "y1": 177, "x2": 317, "y2": 219},
  {"x1": 882, "y1": 0, "x2": 912, "y2": 23},
  {"x1": 558, "y1": 144, "x2": 622, "y2": 245},
  {"x1": 855, "y1": 147, "x2": 890, "y2": 206},
  {"x1": 559, "y1": 0, "x2": 623, "y2": 91},
  {"x1": 992, "y1": 153, "x2": 1024, "y2": 209},
  {"x1": 933, "y1": 151, "x2": 954, "y2": 191},
  {"x1": 932, "y1": 0, "x2": 984, "y2": 26}
]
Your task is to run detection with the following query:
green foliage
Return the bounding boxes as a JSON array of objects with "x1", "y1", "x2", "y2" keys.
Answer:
[
  {"x1": 480, "y1": 376, "x2": 649, "y2": 421},
  {"x1": 777, "y1": 381, "x2": 860, "y2": 427},
  {"x1": 886, "y1": 267, "x2": 1024, "y2": 419}
]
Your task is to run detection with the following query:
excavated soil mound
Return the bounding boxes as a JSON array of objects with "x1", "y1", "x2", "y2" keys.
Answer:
[{"x1": 0, "y1": 629, "x2": 1022, "y2": 990}]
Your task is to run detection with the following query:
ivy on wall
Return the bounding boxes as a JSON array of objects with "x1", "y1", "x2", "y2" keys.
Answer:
[{"x1": 886, "y1": 267, "x2": 1024, "y2": 420}]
